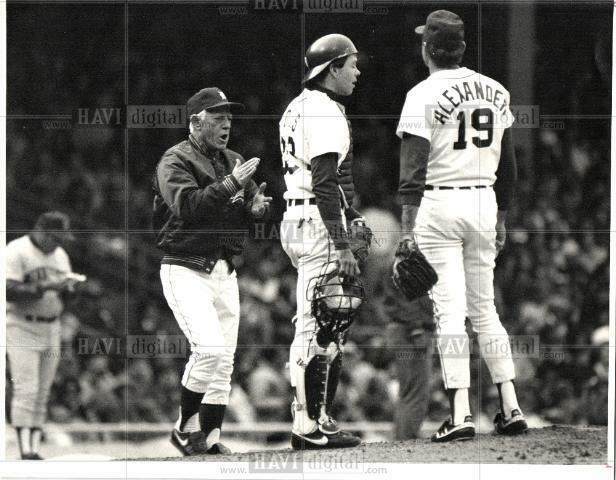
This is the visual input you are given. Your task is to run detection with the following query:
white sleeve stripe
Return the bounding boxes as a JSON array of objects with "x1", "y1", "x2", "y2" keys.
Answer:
[{"x1": 222, "y1": 177, "x2": 239, "y2": 196}]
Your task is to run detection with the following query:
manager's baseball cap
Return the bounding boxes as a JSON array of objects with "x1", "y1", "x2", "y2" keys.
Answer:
[
  {"x1": 35, "y1": 211, "x2": 75, "y2": 242},
  {"x1": 186, "y1": 87, "x2": 245, "y2": 116},
  {"x1": 415, "y1": 10, "x2": 464, "y2": 51}
]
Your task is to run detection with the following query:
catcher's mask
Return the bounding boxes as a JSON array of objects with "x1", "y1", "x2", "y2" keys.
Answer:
[{"x1": 308, "y1": 261, "x2": 365, "y2": 345}]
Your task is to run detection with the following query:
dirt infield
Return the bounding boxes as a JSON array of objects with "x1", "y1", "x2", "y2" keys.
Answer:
[{"x1": 155, "y1": 426, "x2": 607, "y2": 464}]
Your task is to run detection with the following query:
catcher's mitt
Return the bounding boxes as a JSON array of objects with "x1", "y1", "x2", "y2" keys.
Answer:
[
  {"x1": 347, "y1": 218, "x2": 373, "y2": 264},
  {"x1": 392, "y1": 239, "x2": 438, "y2": 301}
]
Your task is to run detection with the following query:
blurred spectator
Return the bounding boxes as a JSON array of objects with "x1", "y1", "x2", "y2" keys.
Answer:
[
  {"x1": 246, "y1": 348, "x2": 290, "y2": 421},
  {"x1": 79, "y1": 357, "x2": 123, "y2": 424}
]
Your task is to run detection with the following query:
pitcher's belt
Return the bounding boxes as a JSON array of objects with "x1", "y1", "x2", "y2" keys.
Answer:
[
  {"x1": 287, "y1": 198, "x2": 317, "y2": 207},
  {"x1": 425, "y1": 185, "x2": 491, "y2": 190},
  {"x1": 25, "y1": 315, "x2": 58, "y2": 323}
]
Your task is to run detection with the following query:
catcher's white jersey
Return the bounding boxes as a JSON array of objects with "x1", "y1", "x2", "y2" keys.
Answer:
[
  {"x1": 280, "y1": 88, "x2": 349, "y2": 200},
  {"x1": 6, "y1": 235, "x2": 71, "y2": 318},
  {"x1": 396, "y1": 67, "x2": 514, "y2": 187}
]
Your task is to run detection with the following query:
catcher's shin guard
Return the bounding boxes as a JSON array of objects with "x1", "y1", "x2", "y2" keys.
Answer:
[
  {"x1": 291, "y1": 340, "x2": 342, "y2": 435},
  {"x1": 325, "y1": 349, "x2": 342, "y2": 414},
  {"x1": 320, "y1": 349, "x2": 343, "y2": 434}
]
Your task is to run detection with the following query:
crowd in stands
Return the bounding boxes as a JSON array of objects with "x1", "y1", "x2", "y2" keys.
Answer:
[{"x1": 7, "y1": 119, "x2": 609, "y2": 432}]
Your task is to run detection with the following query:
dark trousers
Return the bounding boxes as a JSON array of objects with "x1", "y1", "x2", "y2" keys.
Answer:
[{"x1": 386, "y1": 323, "x2": 432, "y2": 440}]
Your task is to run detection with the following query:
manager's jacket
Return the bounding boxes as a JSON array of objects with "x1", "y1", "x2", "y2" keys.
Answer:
[{"x1": 153, "y1": 134, "x2": 263, "y2": 273}]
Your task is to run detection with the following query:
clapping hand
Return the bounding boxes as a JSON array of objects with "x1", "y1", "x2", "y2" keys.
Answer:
[
  {"x1": 251, "y1": 182, "x2": 272, "y2": 218},
  {"x1": 232, "y1": 158, "x2": 260, "y2": 187}
]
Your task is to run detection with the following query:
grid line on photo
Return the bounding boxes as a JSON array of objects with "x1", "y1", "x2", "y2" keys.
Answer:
[{"x1": 124, "y1": 0, "x2": 129, "y2": 466}]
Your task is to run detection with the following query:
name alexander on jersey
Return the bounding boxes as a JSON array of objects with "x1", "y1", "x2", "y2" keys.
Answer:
[{"x1": 432, "y1": 80, "x2": 509, "y2": 124}]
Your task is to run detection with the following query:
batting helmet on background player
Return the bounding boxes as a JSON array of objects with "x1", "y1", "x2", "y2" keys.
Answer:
[{"x1": 303, "y1": 34, "x2": 358, "y2": 83}]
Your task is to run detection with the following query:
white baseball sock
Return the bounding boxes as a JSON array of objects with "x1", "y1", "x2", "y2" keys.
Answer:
[
  {"x1": 17, "y1": 427, "x2": 32, "y2": 456},
  {"x1": 451, "y1": 388, "x2": 471, "y2": 425},
  {"x1": 498, "y1": 381, "x2": 521, "y2": 417},
  {"x1": 30, "y1": 428, "x2": 42, "y2": 454},
  {"x1": 175, "y1": 408, "x2": 200, "y2": 433}
]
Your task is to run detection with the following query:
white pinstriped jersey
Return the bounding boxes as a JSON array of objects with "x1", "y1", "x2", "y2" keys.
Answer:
[
  {"x1": 396, "y1": 67, "x2": 514, "y2": 187},
  {"x1": 280, "y1": 88, "x2": 349, "y2": 200}
]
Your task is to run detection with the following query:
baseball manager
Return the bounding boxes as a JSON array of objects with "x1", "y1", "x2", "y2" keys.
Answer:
[{"x1": 153, "y1": 87, "x2": 271, "y2": 456}]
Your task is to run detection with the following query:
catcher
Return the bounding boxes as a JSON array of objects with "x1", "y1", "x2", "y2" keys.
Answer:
[{"x1": 279, "y1": 34, "x2": 372, "y2": 450}]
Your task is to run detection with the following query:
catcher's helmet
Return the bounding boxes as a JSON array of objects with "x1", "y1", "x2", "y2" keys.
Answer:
[
  {"x1": 309, "y1": 261, "x2": 365, "y2": 344},
  {"x1": 303, "y1": 34, "x2": 358, "y2": 83}
]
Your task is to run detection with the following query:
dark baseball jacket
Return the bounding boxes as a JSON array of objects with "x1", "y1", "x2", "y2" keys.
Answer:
[{"x1": 152, "y1": 135, "x2": 262, "y2": 273}]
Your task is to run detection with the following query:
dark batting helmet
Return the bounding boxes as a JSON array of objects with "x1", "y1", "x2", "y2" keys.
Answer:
[{"x1": 303, "y1": 34, "x2": 358, "y2": 83}]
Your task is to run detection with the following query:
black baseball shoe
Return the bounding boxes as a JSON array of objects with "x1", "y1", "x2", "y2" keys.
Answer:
[
  {"x1": 205, "y1": 442, "x2": 232, "y2": 454},
  {"x1": 291, "y1": 429, "x2": 361, "y2": 450},
  {"x1": 171, "y1": 429, "x2": 209, "y2": 456},
  {"x1": 21, "y1": 453, "x2": 44, "y2": 460},
  {"x1": 431, "y1": 415, "x2": 476, "y2": 442},
  {"x1": 204, "y1": 427, "x2": 232, "y2": 454},
  {"x1": 318, "y1": 416, "x2": 341, "y2": 435},
  {"x1": 171, "y1": 428, "x2": 232, "y2": 456},
  {"x1": 494, "y1": 409, "x2": 528, "y2": 435}
]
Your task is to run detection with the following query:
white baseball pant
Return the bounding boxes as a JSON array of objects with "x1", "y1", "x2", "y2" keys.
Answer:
[
  {"x1": 415, "y1": 187, "x2": 515, "y2": 389},
  {"x1": 6, "y1": 313, "x2": 62, "y2": 427},
  {"x1": 281, "y1": 204, "x2": 345, "y2": 434},
  {"x1": 160, "y1": 261, "x2": 239, "y2": 404}
]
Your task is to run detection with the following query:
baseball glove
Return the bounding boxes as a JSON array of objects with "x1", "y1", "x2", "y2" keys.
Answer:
[
  {"x1": 392, "y1": 239, "x2": 438, "y2": 301},
  {"x1": 347, "y1": 218, "x2": 373, "y2": 264}
]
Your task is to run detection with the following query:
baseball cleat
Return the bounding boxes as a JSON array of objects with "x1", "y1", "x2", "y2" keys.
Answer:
[
  {"x1": 291, "y1": 429, "x2": 361, "y2": 450},
  {"x1": 204, "y1": 427, "x2": 232, "y2": 454},
  {"x1": 21, "y1": 453, "x2": 44, "y2": 460},
  {"x1": 494, "y1": 409, "x2": 528, "y2": 435},
  {"x1": 171, "y1": 428, "x2": 233, "y2": 456},
  {"x1": 318, "y1": 415, "x2": 341, "y2": 435},
  {"x1": 205, "y1": 442, "x2": 232, "y2": 454},
  {"x1": 431, "y1": 415, "x2": 476, "y2": 442},
  {"x1": 170, "y1": 429, "x2": 211, "y2": 456}
]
